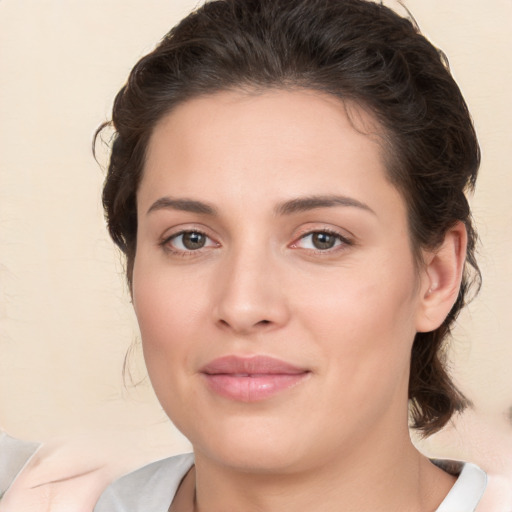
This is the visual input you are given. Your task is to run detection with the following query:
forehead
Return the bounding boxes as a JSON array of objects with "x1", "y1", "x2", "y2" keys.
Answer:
[
  {"x1": 140, "y1": 88, "x2": 403, "y2": 218},
  {"x1": 147, "y1": 88, "x2": 384, "y2": 158}
]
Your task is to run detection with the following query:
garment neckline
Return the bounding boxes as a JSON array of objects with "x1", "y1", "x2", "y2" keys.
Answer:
[{"x1": 433, "y1": 460, "x2": 487, "y2": 512}]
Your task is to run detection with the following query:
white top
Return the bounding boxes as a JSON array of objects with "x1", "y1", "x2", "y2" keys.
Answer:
[{"x1": 94, "y1": 453, "x2": 487, "y2": 512}]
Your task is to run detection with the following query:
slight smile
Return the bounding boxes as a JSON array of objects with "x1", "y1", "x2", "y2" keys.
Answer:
[{"x1": 200, "y1": 355, "x2": 311, "y2": 402}]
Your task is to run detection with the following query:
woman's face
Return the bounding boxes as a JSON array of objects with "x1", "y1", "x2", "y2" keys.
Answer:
[{"x1": 133, "y1": 89, "x2": 431, "y2": 472}]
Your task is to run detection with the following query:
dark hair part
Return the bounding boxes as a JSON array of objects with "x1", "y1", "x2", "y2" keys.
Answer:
[{"x1": 96, "y1": 0, "x2": 480, "y2": 435}]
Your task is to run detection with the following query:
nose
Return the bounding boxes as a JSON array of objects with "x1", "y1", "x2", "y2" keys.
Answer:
[{"x1": 213, "y1": 244, "x2": 290, "y2": 335}]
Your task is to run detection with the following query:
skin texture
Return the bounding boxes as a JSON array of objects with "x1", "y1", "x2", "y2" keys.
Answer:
[{"x1": 133, "y1": 89, "x2": 466, "y2": 511}]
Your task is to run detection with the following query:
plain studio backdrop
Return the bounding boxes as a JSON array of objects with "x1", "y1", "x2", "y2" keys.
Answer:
[{"x1": 0, "y1": 0, "x2": 511, "y2": 478}]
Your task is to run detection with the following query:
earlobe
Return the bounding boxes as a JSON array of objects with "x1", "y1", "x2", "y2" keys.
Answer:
[{"x1": 416, "y1": 222, "x2": 467, "y2": 333}]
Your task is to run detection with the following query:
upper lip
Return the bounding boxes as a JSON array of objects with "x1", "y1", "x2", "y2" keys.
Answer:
[{"x1": 200, "y1": 355, "x2": 308, "y2": 375}]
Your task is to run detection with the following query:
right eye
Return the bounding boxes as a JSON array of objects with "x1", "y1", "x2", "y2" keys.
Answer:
[{"x1": 164, "y1": 230, "x2": 217, "y2": 253}]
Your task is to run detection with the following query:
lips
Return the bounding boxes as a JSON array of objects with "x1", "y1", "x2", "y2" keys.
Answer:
[{"x1": 200, "y1": 355, "x2": 310, "y2": 402}]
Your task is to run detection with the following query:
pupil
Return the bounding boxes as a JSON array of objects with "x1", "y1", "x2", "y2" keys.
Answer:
[
  {"x1": 183, "y1": 232, "x2": 205, "y2": 250},
  {"x1": 312, "y1": 232, "x2": 336, "y2": 250}
]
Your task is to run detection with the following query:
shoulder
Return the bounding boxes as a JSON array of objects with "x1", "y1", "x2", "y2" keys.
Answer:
[{"x1": 94, "y1": 453, "x2": 194, "y2": 512}]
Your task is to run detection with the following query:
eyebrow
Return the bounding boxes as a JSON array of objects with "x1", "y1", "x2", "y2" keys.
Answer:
[
  {"x1": 146, "y1": 194, "x2": 375, "y2": 217},
  {"x1": 147, "y1": 197, "x2": 217, "y2": 216},
  {"x1": 275, "y1": 195, "x2": 376, "y2": 216}
]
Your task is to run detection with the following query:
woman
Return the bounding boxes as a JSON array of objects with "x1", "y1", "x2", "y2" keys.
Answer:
[{"x1": 94, "y1": 0, "x2": 487, "y2": 510}]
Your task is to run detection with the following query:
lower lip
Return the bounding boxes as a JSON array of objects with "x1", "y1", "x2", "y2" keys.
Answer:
[{"x1": 202, "y1": 373, "x2": 309, "y2": 402}]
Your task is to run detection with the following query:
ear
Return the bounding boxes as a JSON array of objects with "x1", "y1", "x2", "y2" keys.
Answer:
[{"x1": 415, "y1": 221, "x2": 467, "y2": 333}]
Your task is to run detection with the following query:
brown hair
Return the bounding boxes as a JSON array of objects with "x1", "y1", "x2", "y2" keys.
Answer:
[{"x1": 96, "y1": 0, "x2": 480, "y2": 435}]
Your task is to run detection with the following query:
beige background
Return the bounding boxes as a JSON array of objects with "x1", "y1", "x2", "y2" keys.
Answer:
[{"x1": 0, "y1": 0, "x2": 511, "y2": 476}]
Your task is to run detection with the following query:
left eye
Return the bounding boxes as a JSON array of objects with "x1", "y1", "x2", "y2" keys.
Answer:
[
  {"x1": 296, "y1": 231, "x2": 345, "y2": 250},
  {"x1": 167, "y1": 231, "x2": 216, "y2": 251}
]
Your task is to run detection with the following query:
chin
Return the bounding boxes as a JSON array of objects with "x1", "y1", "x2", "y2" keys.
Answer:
[{"x1": 182, "y1": 412, "x2": 325, "y2": 474}]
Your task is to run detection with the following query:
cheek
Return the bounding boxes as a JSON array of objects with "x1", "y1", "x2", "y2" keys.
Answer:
[
  {"x1": 131, "y1": 259, "x2": 205, "y2": 388},
  {"x1": 294, "y1": 256, "x2": 419, "y2": 374},
  {"x1": 133, "y1": 254, "x2": 208, "y2": 340},
  {"x1": 132, "y1": 275, "x2": 206, "y2": 429},
  {"x1": 296, "y1": 270, "x2": 418, "y2": 429}
]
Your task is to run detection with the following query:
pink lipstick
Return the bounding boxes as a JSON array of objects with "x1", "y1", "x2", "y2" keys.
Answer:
[{"x1": 200, "y1": 355, "x2": 310, "y2": 402}]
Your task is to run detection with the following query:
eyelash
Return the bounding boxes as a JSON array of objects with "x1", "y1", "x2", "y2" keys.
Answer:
[
  {"x1": 160, "y1": 228, "x2": 353, "y2": 256},
  {"x1": 159, "y1": 229, "x2": 217, "y2": 256},
  {"x1": 291, "y1": 228, "x2": 353, "y2": 254}
]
